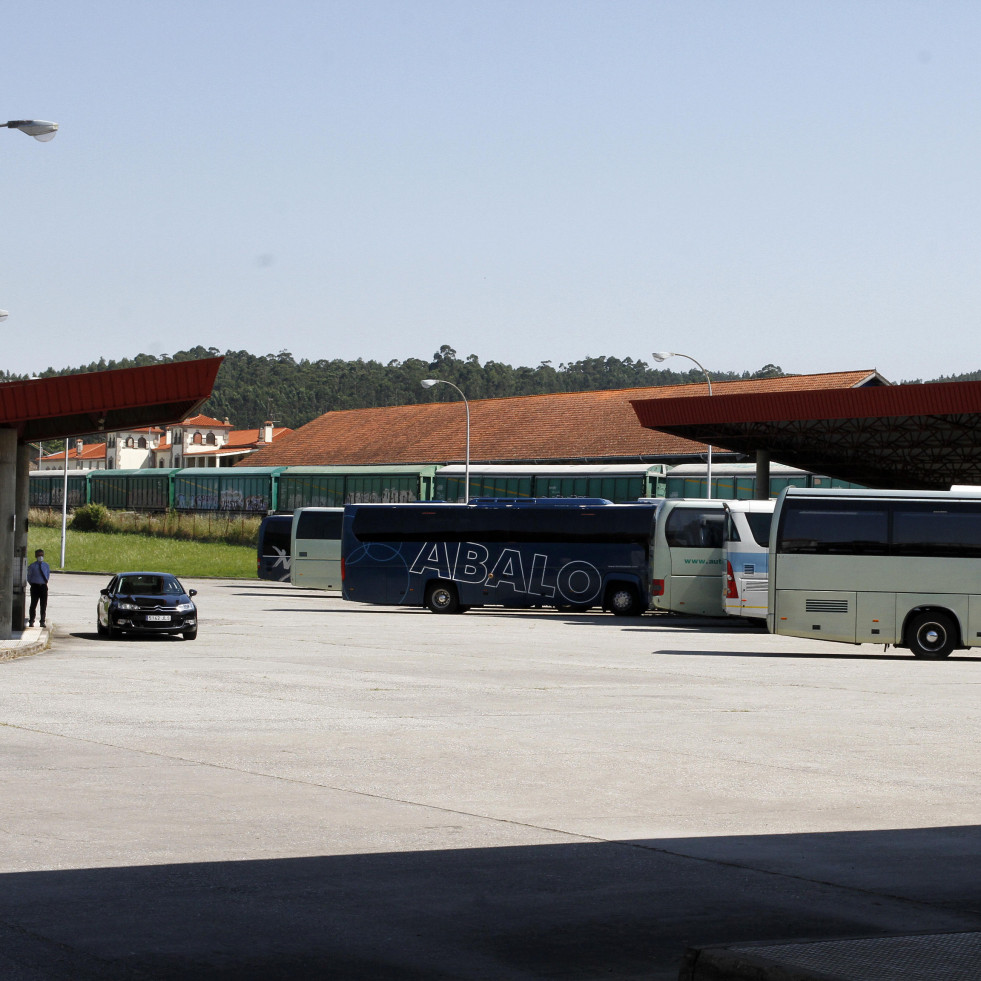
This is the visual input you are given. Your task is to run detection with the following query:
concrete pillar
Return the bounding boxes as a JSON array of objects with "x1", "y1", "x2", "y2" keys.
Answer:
[
  {"x1": 12, "y1": 442, "x2": 30, "y2": 631},
  {"x1": 755, "y1": 449, "x2": 771, "y2": 501},
  {"x1": 0, "y1": 428, "x2": 17, "y2": 638}
]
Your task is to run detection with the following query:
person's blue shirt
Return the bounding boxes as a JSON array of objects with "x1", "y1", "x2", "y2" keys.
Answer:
[{"x1": 27, "y1": 557, "x2": 50, "y2": 586}]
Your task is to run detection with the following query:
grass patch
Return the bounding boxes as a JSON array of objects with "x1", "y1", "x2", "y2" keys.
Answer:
[
  {"x1": 29, "y1": 526, "x2": 256, "y2": 579},
  {"x1": 31, "y1": 506, "x2": 262, "y2": 547}
]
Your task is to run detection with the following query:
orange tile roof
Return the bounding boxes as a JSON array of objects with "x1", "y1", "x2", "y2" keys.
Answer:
[
  {"x1": 221, "y1": 427, "x2": 293, "y2": 449},
  {"x1": 183, "y1": 413, "x2": 230, "y2": 428},
  {"x1": 245, "y1": 371, "x2": 882, "y2": 467},
  {"x1": 40, "y1": 442, "x2": 107, "y2": 462}
]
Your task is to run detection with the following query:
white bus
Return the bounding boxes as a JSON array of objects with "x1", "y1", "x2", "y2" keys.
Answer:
[
  {"x1": 768, "y1": 487, "x2": 981, "y2": 658},
  {"x1": 290, "y1": 507, "x2": 344, "y2": 590},
  {"x1": 649, "y1": 499, "x2": 726, "y2": 617},
  {"x1": 722, "y1": 499, "x2": 776, "y2": 621}
]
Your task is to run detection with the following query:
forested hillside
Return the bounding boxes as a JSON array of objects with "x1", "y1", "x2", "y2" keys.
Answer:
[
  {"x1": 7, "y1": 345, "x2": 787, "y2": 431},
  {"x1": 4, "y1": 344, "x2": 966, "y2": 432}
]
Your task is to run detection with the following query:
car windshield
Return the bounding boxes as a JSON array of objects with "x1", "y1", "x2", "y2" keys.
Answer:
[{"x1": 117, "y1": 575, "x2": 183, "y2": 596}]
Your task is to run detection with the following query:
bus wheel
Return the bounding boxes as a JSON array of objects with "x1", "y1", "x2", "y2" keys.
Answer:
[
  {"x1": 425, "y1": 582, "x2": 460, "y2": 614},
  {"x1": 608, "y1": 585, "x2": 642, "y2": 617},
  {"x1": 907, "y1": 611, "x2": 957, "y2": 659}
]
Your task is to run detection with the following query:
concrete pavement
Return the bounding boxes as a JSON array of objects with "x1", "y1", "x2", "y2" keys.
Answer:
[{"x1": 0, "y1": 573, "x2": 979, "y2": 979}]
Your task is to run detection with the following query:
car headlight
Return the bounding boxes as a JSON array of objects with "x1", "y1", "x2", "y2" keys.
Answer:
[
  {"x1": 174, "y1": 602, "x2": 195, "y2": 613},
  {"x1": 115, "y1": 601, "x2": 140, "y2": 611}
]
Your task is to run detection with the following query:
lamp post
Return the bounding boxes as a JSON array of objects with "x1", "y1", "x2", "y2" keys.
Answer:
[
  {"x1": 1, "y1": 118, "x2": 59, "y2": 635},
  {"x1": 421, "y1": 378, "x2": 470, "y2": 503},
  {"x1": 4, "y1": 120, "x2": 58, "y2": 142},
  {"x1": 652, "y1": 351, "x2": 714, "y2": 498},
  {"x1": 2, "y1": 119, "x2": 58, "y2": 323}
]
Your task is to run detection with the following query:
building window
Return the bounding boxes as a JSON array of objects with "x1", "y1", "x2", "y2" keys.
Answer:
[
  {"x1": 206, "y1": 432, "x2": 216, "y2": 445},
  {"x1": 126, "y1": 437, "x2": 134, "y2": 448},
  {"x1": 138, "y1": 436, "x2": 147, "y2": 449},
  {"x1": 193, "y1": 432, "x2": 203, "y2": 445}
]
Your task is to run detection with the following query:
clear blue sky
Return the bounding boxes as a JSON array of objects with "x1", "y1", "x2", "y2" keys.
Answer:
[{"x1": 3, "y1": 0, "x2": 979, "y2": 382}]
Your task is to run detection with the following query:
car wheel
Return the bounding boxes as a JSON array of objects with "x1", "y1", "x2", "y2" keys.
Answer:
[
  {"x1": 183, "y1": 627, "x2": 198, "y2": 640},
  {"x1": 424, "y1": 582, "x2": 459, "y2": 614},
  {"x1": 906, "y1": 611, "x2": 957, "y2": 659},
  {"x1": 608, "y1": 585, "x2": 642, "y2": 617}
]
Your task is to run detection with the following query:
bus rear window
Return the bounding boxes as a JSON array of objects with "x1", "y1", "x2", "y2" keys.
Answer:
[
  {"x1": 296, "y1": 510, "x2": 343, "y2": 539},
  {"x1": 664, "y1": 509, "x2": 724, "y2": 549}
]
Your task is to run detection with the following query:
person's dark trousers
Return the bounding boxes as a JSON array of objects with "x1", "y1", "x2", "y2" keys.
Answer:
[{"x1": 29, "y1": 583, "x2": 48, "y2": 627}]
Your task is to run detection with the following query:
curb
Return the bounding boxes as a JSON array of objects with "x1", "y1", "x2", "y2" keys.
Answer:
[{"x1": 0, "y1": 627, "x2": 52, "y2": 662}]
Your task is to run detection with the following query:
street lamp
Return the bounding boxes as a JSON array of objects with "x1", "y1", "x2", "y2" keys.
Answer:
[
  {"x1": 652, "y1": 351, "x2": 714, "y2": 498},
  {"x1": 1, "y1": 121, "x2": 58, "y2": 320},
  {"x1": 4, "y1": 120, "x2": 59, "y2": 142},
  {"x1": 421, "y1": 378, "x2": 470, "y2": 503}
]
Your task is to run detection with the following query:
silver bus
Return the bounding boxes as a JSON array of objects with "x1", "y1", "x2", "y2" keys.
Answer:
[
  {"x1": 290, "y1": 507, "x2": 344, "y2": 590},
  {"x1": 768, "y1": 487, "x2": 981, "y2": 658}
]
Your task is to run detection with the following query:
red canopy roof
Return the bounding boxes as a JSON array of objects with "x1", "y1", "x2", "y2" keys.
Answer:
[
  {"x1": 631, "y1": 380, "x2": 981, "y2": 489},
  {"x1": 0, "y1": 358, "x2": 223, "y2": 442}
]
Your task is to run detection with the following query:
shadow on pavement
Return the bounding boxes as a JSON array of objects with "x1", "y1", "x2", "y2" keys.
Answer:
[
  {"x1": 655, "y1": 648, "x2": 981, "y2": 661},
  {"x1": 2, "y1": 827, "x2": 980, "y2": 980}
]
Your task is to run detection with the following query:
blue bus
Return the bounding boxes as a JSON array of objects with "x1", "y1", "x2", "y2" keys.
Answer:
[
  {"x1": 257, "y1": 513, "x2": 293, "y2": 581},
  {"x1": 341, "y1": 499, "x2": 656, "y2": 616}
]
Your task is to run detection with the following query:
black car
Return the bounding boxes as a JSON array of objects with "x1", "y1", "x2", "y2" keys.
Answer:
[{"x1": 97, "y1": 572, "x2": 198, "y2": 640}]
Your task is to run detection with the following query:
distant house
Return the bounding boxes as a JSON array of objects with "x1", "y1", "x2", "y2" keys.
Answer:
[
  {"x1": 37, "y1": 440, "x2": 108, "y2": 471},
  {"x1": 39, "y1": 415, "x2": 293, "y2": 471}
]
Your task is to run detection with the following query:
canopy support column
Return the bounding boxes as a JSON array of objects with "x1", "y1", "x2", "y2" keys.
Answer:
[
  {"x1": 755, "y1": 449, "x2": 770, "y2": 500},
  {"x1": 12, "y1": 443, "x2": 31, "y2": 630},
  {"x1": 0, "y1": 429, "x2": 18, "y2": 638}
]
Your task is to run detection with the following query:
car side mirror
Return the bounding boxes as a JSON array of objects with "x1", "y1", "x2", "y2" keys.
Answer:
[
  {"x1": 100, "y1": 588, "x2": 109, "y2": 596},
  {"x1": 188, "y1": 589, "x2": 197, "y2": 597}
]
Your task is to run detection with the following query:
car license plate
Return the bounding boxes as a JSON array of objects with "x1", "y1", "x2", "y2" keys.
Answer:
[{"x1": 146, "y1": 614, "x2": 171, "y2": 622}]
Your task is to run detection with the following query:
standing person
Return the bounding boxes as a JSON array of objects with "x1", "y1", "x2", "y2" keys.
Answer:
[{"x1": 27, "y1": 548, "x2": 50, "y2": 628}]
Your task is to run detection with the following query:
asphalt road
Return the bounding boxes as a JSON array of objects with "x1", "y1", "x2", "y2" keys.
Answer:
[{"x1": 1, "y1": 573, "x2": 980, "y2": 980}]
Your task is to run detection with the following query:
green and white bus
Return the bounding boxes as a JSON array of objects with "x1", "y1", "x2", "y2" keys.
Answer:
[
  {"x1": 768, "y1": 487, "x2": 981, "y2": 658},
  {"x1": 649, "y1": 499, "x2": 726, "y2": 617}
]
